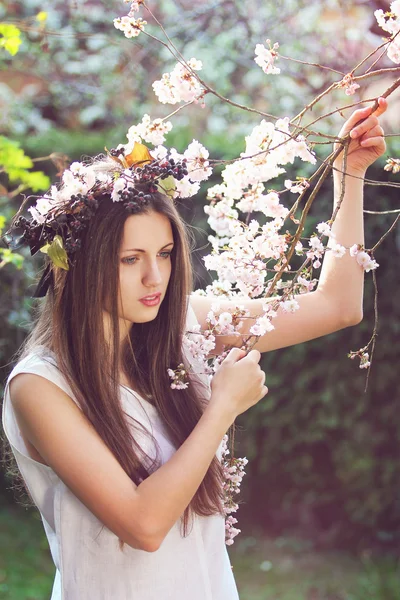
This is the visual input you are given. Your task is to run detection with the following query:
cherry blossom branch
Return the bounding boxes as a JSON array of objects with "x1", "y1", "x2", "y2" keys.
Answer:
[
  {"x1": 364, "y1": 209, "x2": 400, "y2": 214},
  {"x1": 371, "y1": 213, "x2": 400, "y2": 252},
  {"x1": 351, "y1": 35, "x2": 396, "y2": 76},
  {"x1": 363, "y1": 269, "x2": 379, "y2": 393},
  {"x1": 355, "y1": 66, "x2": 400, "y2": 81},
  {"x1": 278, "y1": 55, "x2": 345, "y2": 76}
]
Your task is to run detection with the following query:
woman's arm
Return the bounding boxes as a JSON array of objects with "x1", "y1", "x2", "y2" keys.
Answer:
[
  {"x1": 9, "y1": 350, "x2": 265, "y2": 551},
  {"x1": 191, "y1": 99, "x2": 387, "y2": 354},
  {"x1": 317, "y1": 98, "x2": 387, "y2": 322}
]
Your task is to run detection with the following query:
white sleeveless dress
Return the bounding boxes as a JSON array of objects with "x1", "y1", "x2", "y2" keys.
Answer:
[{"x1": 2, "y1": 297, "x2": 240, "y2": 600}]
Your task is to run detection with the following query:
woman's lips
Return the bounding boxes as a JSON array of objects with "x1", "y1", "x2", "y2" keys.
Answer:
[{"x1": 139, "y1": 293, "x2": 161, "y2": 306}]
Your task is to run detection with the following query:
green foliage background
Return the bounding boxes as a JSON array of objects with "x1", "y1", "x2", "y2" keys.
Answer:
[{"x1": 1, "y1": 0, "x2": 399, "y2": 566}]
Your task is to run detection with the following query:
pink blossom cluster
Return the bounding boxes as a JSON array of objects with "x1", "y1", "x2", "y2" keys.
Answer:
[
  {"x1": 348, "y1": 349, "x2": 371, "y2": 369},
  {"x1": 182, "y1": 324, "x2": 216, "y2": 367},
  {"x1": 151, "y1": 140, "x2": 212, "y2": 198},
  {"x1": 124, "y1": 114, "x2": 173, "y2": 147},
  {"x1": 338, "y1": 73, "x2": 361, "y2": 96},
  {"x1": 350, "y1": 244, "x2": 379, "y2": 272},
  {"x1": 205, "y1": 303, "x2": 249, "y2": 337},
  {"x1": 167, "y1": 364, "x2": 189, "y2": 389},
  {"x1": 220, "y1": 434, "x2": 249, "y2": 545},
  {"x1": 152, "y1": 58, "x2": 205, "y2": 105},
  {"x1": 28, "y1": 162, "x2": 113, "y2": 222},
  {"x1": 254, "y1": 39, "x2": 280, "y2": 75},
  {"x1": 375, "y1": 1, "x2": 400, "y2": 63},
  {"x1": 384, "y1": 157, "x2": 400, "y2": 173},
  {"x1": 284, "y1": 178, "x2": 310, "y2": 194},
  {"x1": 113, "y1": 16, "x2": 147, "y2": 38},
  {"x1": 249, "y1": 303, "x2": 277, "y2": 336},
  {"x1": 113, "y1": 0, "x2": 146, "y2": 38}
]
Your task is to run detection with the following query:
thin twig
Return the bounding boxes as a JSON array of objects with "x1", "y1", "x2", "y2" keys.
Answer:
[
  {"x1": 364, "y1": 209, "x2": 400, "y2": 214},
  {"x1": 278, "y1": 55, "x2": 345, "y2": 76},
  {"x1": 371, "y1": 213, "x2": 400, "y2": 252},
  {"x1": 364, "y1": 269, "x2": 379, "y2": 393}
]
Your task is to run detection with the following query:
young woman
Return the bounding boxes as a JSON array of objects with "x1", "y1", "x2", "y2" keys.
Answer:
[{"x1": 2, "y1": 99, "x2": 387, "y2": 600}]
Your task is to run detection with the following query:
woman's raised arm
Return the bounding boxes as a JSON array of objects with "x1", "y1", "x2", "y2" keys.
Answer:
[{"x1": 191, "y1": 99, "x2": 388, "y2": 355}]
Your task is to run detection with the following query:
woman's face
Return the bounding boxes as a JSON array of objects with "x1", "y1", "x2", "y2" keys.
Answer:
[{"x1": 116, "y1": 210, "x2": 174, "y2": 332}]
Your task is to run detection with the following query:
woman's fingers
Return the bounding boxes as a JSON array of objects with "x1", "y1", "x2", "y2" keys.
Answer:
[
  {"x1": 340, "y1": 97, "x2": 388, "y2": 139},
  {"x1": 350, "y1": 115, "x2": 379, "y2": 139},
  {"x1": 339, "y1": 106, "x2": 372, "y2": 136},
  {"x1": 372, "y1": 96, "x2": 388, "y2": 117},
  {"x1": 360, "y1": 135, "x2": 386, "y2": 149},
  {"x1": 359, "y1": 124, "x2": 385, "y2": 141}
]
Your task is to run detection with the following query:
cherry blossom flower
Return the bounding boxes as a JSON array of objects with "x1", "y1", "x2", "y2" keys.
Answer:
[
  {"x1": 331, "y1": 243, "x2": 346, "y2": 258},
  {"x1": 285, "y1": 178, "x2": 310, "y2": 194},
  {"x1": 220, "y1": 434, "x2": 248, "y2": 545},
  {"x1": 126, "y1": 114, "x2": 173, "y2": 147},
  {"x1": 375, "y1": 2, "x2": 400, "y2": 64},
  {"x1": 359, "y1": 352, "x2": 371, "y2": 369},
  {"x1": 281, "y1": 298, "x2": 300, "y2": 313},
  {"x1": 348, "y1": 349, "x2": 371, "y2": 369},
  {"x1": 152, "y1": 58, "x2": 205, "y2": 104},
  {"x1": 125, "y1": 1, "x2": 143, "y2": 15},
  {"x1": 308, "y1": 236, "x2": 325, "y2": 254},
  {"x1": 317, "y1": 222, "x2": 334, "y2": 238},
  {"x1": 384, "y1": 157, "x2": 400, "y2": 173},
  {"x1": 250, "y1": 314, "x2": 275, "y2": 336},
  {"x1": 356, "y1": 251, "x2": 379, "y2": 272},
  {"x1": 338, "y1": 74, "x2": 361, "y2": 96},
  {"x1": 167, "y1": 363, "x2": 189, "y2": 389},
  {"x1": 113, "y1": 16, "x2": 147, "y2": 38},
  {"x1": 254, "y1": 39, "x2": 280, "y2": 75},
  {"x1": 297, "y1": 275, "x2": 317, "y2": 293},
  {"x1": 183, "y1": 140, "x2": 212, "y2": 181},
  {"x1": 111, "y1": 177, "x2": 127, "y2": 202}
]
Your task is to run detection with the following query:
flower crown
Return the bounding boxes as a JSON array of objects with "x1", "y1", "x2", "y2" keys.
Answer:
[{"x1": 4, "y1": 142, "x2": 189, "y2": 296}]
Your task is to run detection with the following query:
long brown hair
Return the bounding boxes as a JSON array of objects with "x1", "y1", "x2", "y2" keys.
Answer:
[{"x1": 10, "y1": 186, "x2": 225, "y2": 548}]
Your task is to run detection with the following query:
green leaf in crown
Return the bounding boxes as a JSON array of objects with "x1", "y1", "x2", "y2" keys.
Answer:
[
  {"x1": 156, "y1": 175, "x2": 176, "y2": 200},
  {"x1": 40, "y1": 235, "x2": 69, "y2": 270}
]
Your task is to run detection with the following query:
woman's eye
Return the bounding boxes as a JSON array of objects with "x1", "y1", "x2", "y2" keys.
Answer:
[
  {"x1": 121, "y1": 252, "x2": 171, "y2": 265},
  {"x1": 122, "y1": 256, "x2": 138, "y2": 265}
]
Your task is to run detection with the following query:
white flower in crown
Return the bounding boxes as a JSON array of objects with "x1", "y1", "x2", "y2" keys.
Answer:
[{"x1": 111, "y1": 177, "x2": 127, "y2": 202}]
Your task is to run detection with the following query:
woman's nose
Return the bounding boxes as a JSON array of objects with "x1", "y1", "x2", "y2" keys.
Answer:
[{"x1": 143, "y1": 261, "x2": 162, "y2": 287}]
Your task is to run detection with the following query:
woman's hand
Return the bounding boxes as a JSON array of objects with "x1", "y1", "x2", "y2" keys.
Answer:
[
  {"x1": 333, "y1": 97, "x2": 387, "y2": 176},
  {"x1": 209, "y1": 347, "x2": 268, "y2": 421}
]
